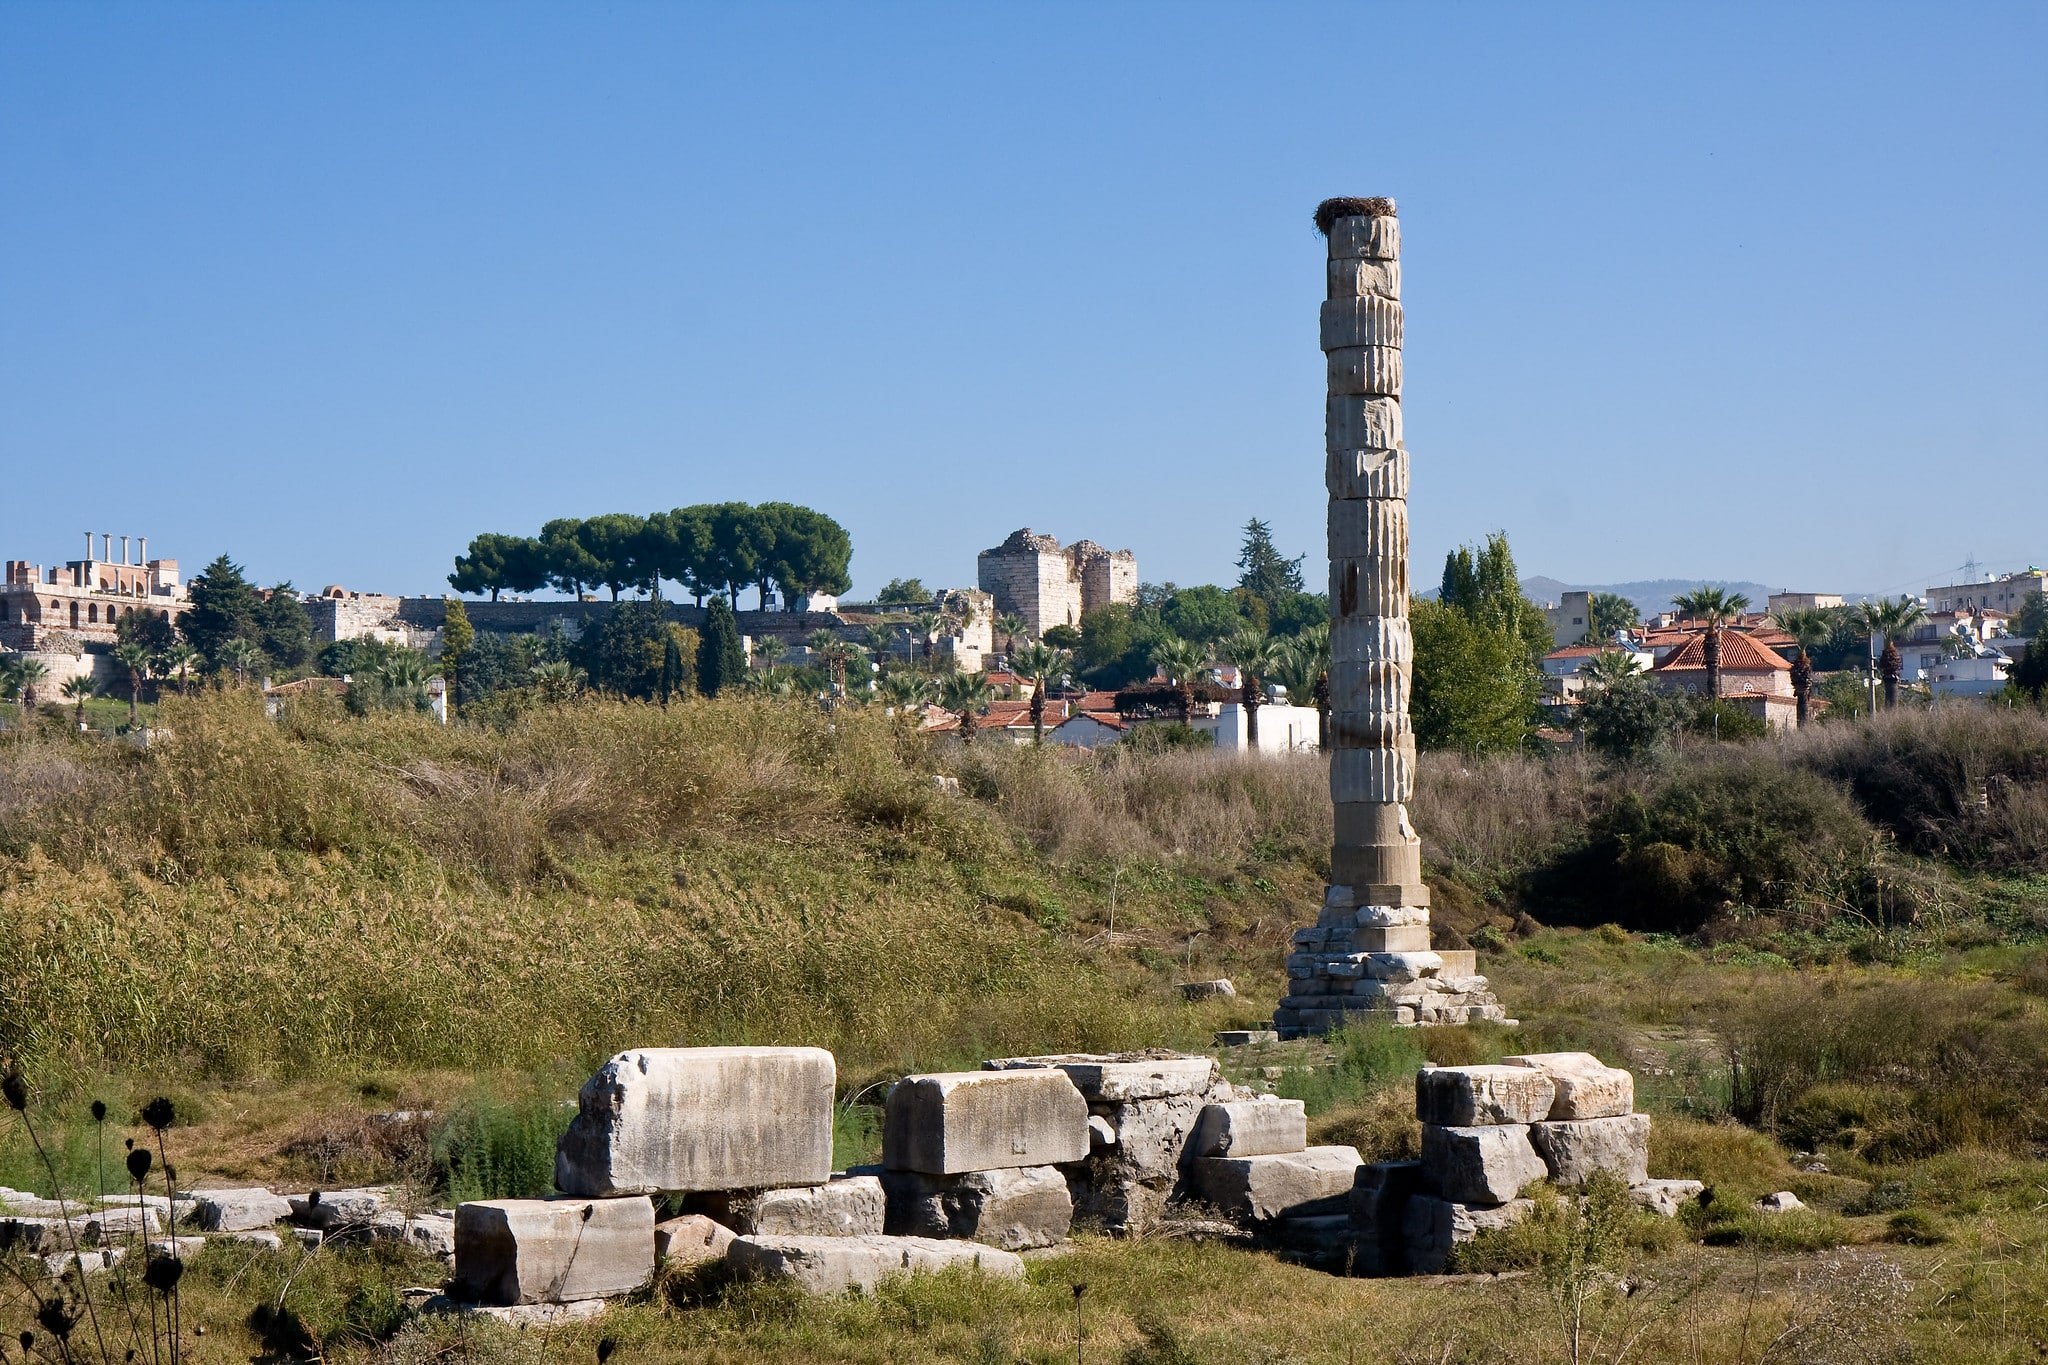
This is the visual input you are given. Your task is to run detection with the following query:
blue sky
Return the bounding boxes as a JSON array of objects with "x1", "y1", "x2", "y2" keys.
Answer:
[{"x1": 3, "y1": 3, "x2": 2042, "y2": 602}]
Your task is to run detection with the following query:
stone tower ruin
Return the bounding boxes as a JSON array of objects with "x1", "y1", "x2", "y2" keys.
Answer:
[
  {"x1": 977, "y1": 529, "x2": 1137, "y2": 639},
  {"x1": 1274, "y1": 198, "x2": 1508, "y2": 1036}
]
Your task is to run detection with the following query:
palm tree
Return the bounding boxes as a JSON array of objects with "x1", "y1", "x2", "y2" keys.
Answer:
[
  {"x1": 1859, "y1": 596, "x2": 1928, "y2": 709},
  {"x1": 912, "y1": 610, "x2": 941, "y2": 668},
  {"x1": 112, "y1": 642, "x2": 152, "y2": 725},
  {"x1": 862, "y1": 624, "x2": 895, "y2": 659},
  {"x1": 1671, "y1": 587, "x2": 1751, "y2": 700},
  {"x1": 994, "y1": 612, "x2": 1028, "y2": 659},
  {"x1": 1295, "y1": 623, "x2": 1331, "y2": 749},
  {"x1": 61, "y1": 674, "x2": 96, "y2": 728},
  {"x1": 1771, "y1": 608, "x2": 1834, "y2": 728},
  {"x1": 1222, "y1": 629, "x2": 1283, "y2": 750},
  {"x1": 1584, "y1": 593, "x2": 1639, "y2": 644},
  {"x1": 938, "y1": 671, "x2": 993, "y2": 744},
  {"x1": 1150, "y1": 636, "x2": 1209, "y2": 723},
  {"x1": 216, "y1": 638, "x2": 265, "y2": 686},
  {"x1": 530, "y1": 658, "x2": 583, "y2": 704},
  {"x1": 879, "y1": 670, "x2": 936, "y2": 717},
  {"x1": 1012, "y1": 642, "x2": 1068, "y2": 744},
  {"x1": 0, "y1": 656, "x2": 22, "y2": 711},
  {"x1": 157, "y1": 641, "x2": 200, "y2": 695},
  {"x1": 752, "y1": 635, "x2": 787, "y2": 669},
  {"x1": 1580, "y1": 649, "x2": 1643, "y2": 691},
  {"x1": 10, "y1": 656, "x2": 48, "y2": 713}
]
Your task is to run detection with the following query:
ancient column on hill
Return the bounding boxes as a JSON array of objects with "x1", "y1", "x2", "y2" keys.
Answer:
[{"x1": 1273, "y1": 198, "x2": 1509, "y2": 1035}]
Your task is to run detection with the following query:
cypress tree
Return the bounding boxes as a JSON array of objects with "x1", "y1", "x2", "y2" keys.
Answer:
[{"x1": 697, "y1": 597, "x2": 747, "y2": 698}]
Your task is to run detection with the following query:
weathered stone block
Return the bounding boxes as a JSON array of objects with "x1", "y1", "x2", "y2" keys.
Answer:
[
  {"x1": 728, "y1": 1234, "x2": 1024, "y2": 1294},
  {"x1": 1630, "y1": 1179, "x2": 1705, "y2": 1218},
  {"x1": 1327, "y1": 446, "x2": 1409, "y2": 500},
  {"x1": 1326, "y1": 214, "x2": 1400, "y2": 261},
  {"x1": 1351, "y1": 925, "x2": 1431, "y2": 954},
  {"x1": 556, "y1": 1046, "x2": 835, "y2": 1197},
  {"x1": 1327, "y1": 257, "x2": 1401, "y2": 301},
  {"x1": 80, "y1": 1206, "x2": 160, "y2": 1243},
  {"x1": 288, "y1": 1188, "x2": 391, "y2": 1230},
  {"x1": 1185, "y1": 1098, "x2": 1308, "y2": 1160},
  {"x1": 1362, "y1": 952, "x2": 1441, "y2": 983},
  {"x1": 370, "y1": 1211, "x2": 456, "y2": 1257},
  {"x1": 193, "y1": 1188, "x2": 292, "y2": 1233},
  {"x1": 879, "y1": 1165, "x2": 1072, "y2": 1250},
  {"x1": 1415, "y1": 1066, "x2": 1558, "y2": 1127},
  {"x1": 654, "y1": 1213, "x2": 734, "y2": 1265},
  {"x1": 1191, "y1": 1145, "x2": 1362, "y2": 1222},
  {"x1": 1327, "y1": 496, "x2": 1409, "y2": 562},
  {"x1": 1179, "y1": 979, "x2": 1236, "y2": 1001},
  {"x1": 1756, "y1": 1190, "x2": 1805, "y2": 1213},
  {"x1": 1329, "y1": 616, "x2": 1413, "y2": 666},
  {"x1": 1328, "y1": 744, "x2": 1417, "y2": 806},
  {"x1": 723, "y1": 1176, "x2": 884, "y2": 1238},
  {"x1": 1529, "y1": 1114, "x2": 1650, "y2": 1187},
  {"x1": 1325, "y1": 394, "x2": 1403, "y2": 449},
  {"x1": 1503, "y1": 1053, "x2": 1636, "y2": 1120},
  {"x1": 983, "y1": 1054, "x2": 1217, "y2": 1103},
  {"x1": 1402, "y1": 1195, "x2": 1532, "y2": 1275},
  {"x1": 1215, "y1": 1029, "x2": 1279, "y2": 1047},
  {"x1": 1319, "y1": 296, "x2": 1403, "y2": 351},
  {"x1": 1331, "y1": 553, "x2": 1407, "y2": 622},
  {"x1": 1420, "y1": 1125, "x2": 1547, "y2": 1205},
  {"x1": 1325, "y1": 345, "x2": 1404, "y2": 398},
  {"x1": 884, "y1": 1071, "x2": 1088, "y2": 1175},
  {"x1": 1434, "y1": 949, "x2": 1477, "y2": 977},
  {"x1": 451, "y1": 1197, "x2": 656, "y2": 1307}
]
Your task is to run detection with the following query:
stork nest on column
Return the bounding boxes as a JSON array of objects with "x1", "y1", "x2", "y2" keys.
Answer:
[{"x1": 1314, "y1": 196, "x2": 1397, "y2": 235}]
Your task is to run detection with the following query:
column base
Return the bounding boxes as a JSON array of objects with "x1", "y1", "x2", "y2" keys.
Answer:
[{"x1": 1274, "y1": 885, "x2": 1509, "y2": 1036}]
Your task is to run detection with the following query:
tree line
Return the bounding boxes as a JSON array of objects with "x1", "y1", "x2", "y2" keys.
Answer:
[{"x1": 448, "y1": 503, "x2": 853, "y2": 609}]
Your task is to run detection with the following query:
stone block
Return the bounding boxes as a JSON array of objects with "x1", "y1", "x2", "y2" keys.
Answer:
[
  {"x1": 193, "y1": 1188, "x2": 293, "y2": 1233},
  {"x1": 1327, "y1": 256, "x2": 1401, "y2": 301},
  {"x1": 1434, "y1": 950, "x2": 1476, "y2": 977},
  {"x1": 1329, "y1": 616, "x2": 1413, "y2": 666},
  {"x1": 80, "y1": 1205, "x2": 160, "y2": 1243},
  {"x1": 1415, "y1": 1066, "x2": 1558, "y2": 1127},
  {"x1": 1325, "y1": 394, "x2": 1403, "y2": 450},
  {"x1": 1328, "y1": 744, "x2": 1418, "y2": 807},
  {"x1": 723, "y1": 1176, "x2": 884, "y2": 1238},
  {"x1": 1351, "y1": 925, "x2": 1431, "y2": 954},
  {"x1": 224, "y1": 1229, "x2": 284, "y2": 1250},
  {"x1": 451, "y1": 1196, "x2": 656, "y2": 1307},
  {"x1": 1630, "y1": 1179, "x2": 1705, "y2": 1218},
  {"x1": 1328, "y1": 446, "x2": 1409, "y2": 500},
  {"x1": 1215, "y1": 1029, "x2": 1279, "y2": 1047},
  {"x1": 1319, "y1": 296, "x2": 1403, "y2": 351},
  {"x1": 1529, "y1": 1114, "x2": 1651, "y2": 1187},
  {"x1": 420, "y1": 1296, "x2": 608, "y2": 1326},
  {"x1": 1326, "y1": 213, "x2": 1400, "y2": 261},
  {"x1": 1325, "y1": 345, "x2": 1404, "y2": 398},
  {"x1": 879, "y1": 1165, "x2": 1072, "y2": 1250},
  {"x1": 727, "y1": 1234, "x2": 1024, "y2": 1294},
  {"x1": 1180, "y1": 979, "x2": 1236, "y2": 1001},
  {"x1": 1191, "y1": 1145, "x2": 1361, "y2": 1222},
  {"x1": 884, "y1": 1070, "x2": 1089, "y2": 1174},
  {"x1": 1185, "y1": 1098, "x2": 1308, "y2": 1160},
  {"x1": 556, "y1": 1046, "x2": 835, "y2": 1197},
  {"x1": 288, "y1": 1188, "x2": 392, "y2": 1230},
  {"x1": 370, "y1": 1211, "x2": 456, "y2": 1257},
  {"x1": 1362, "y1": 952, "x2": 1441, "y2": 983},
  {"x1": 983, "y1": 1054, "x2": 1216, "y2": 1102},
  {"x1": 1331, "y1": 554, "x2": 1408, "y2": 624},
  {"x1": 1420, "y1": 1125, "x2": 1547, "y2": 1205},
  {"x1": 1503, "y1": 1053, "x2": 1636, "y2": 1120},
  {"x1": 1756, "y1": 1191, "x2": 1805, "y2": 1213},
  {"x1": 654, "y1": 1213, "x2": 735, "y2": 1265},
  {"x1": 1402, "y1": 1195, "x2": 1532, "y2": 1275},
  {"x1": 0, "y1": 1218, "x2": 71, "y2": 1254},
  {"x1": 1327, "y1": 496, "x2": 1409, "y2": 563}
]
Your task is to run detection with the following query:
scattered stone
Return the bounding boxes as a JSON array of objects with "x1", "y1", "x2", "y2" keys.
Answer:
[
  {"x1": 1215, "y1": 1030, "x2": 1279, "y2": 1047},
  {"x1": 43, "y1": 1249, "x2": 124, "y2": 1277},
  {"x1": 556, "y1": 1047, "x2": 836, "y2": 1197},
  {"x1": 370, "y1": 1211, "x2": 457, "y2": 1257},
  {"x1": 1420, "y1": 1125, "x2": 1547, "y2": 1206},
  {"x1": 81, "y1": 1205, "x2": 161, "y2": 1243},
  {"x1": 1756, "y1": 1191, "x2": 1806, "y2": 1213},
  {"x1": 148, "y1": 1235, "x2": 205, "y2": 1258},
  {"x1": 222, "y1": 1229, "x2": 285, "y2": 1250},
  {"x1": 727, "y1": 1234, "x2": 1024, "y2": 1295},
  {"x1": 420, "y1": 1296, "x2": 608, "y2": 1326},
  {"x1": 1630, "y1": 1180, "x2": 1705, "y2": 1218},
  {"x1": 291, "y1": 1228, "x2": 323, "y2": 1249},
  {"x1": 1529, "y1": 1115, "x2": 1651, "y2": 1187},
  {"x1": 883, "y1": 1071, "x2": 1088, "y2": 1175},
  {"x1": 1180, "y1": 979, "x2": 1236, "y2": 1001},
  {"x1": 451, "y1": 1196, "x2": 656, "y2": 1307},
  {"x1": 287, "y1": 1188, "x2": 392, "y2": 1231},
  {"x1": 1503, "y1": 1053, "x2": 1635, "y2": 1120},
  {"x1": 1185, "y1": 1098, "x2": 1308, "y2": 1160},
  {"x1": 1191, "y1": 1145, "x2": 1363, "y2": 1222},
  {"x1": 193, "y1": 1187, "x2": 293, "y2": 1233},
  {"x1": 654, "y1": 1214, "x2": 734, "y2": 1266},
  {"x1": 1415, "y1": 1066, "x2": 1557, "y2": 1127},
  {"x1": 1402, "y1": 1196, "x2": 1533, "y2": 1275},
  {"x1": 719, "y1": 1176, "x2": 885, "y2": 1238},
  {"x1": 1086, "y1": 1115, "x2": 1116, "y2": 1148},
  {"x1": 879, "y1": 1164, "x2": 1073, "y2": 1250}
]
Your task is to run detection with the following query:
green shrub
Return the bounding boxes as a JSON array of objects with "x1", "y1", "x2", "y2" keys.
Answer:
[
  {"x1": 1884, "y1": 1208, "x2": 1948, "y2": 1244},
  {"x1": 432, "y1": 1094, "x2": 565, "y2": 1203}
]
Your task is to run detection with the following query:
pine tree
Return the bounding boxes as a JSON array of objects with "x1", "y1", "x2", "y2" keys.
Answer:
[
  {"x1": 440, "y1": 599, "x2": 475, "y2": 708},
  {"x1": 660, "y1": 632, "x2": 686, "y2": 706},
  {"x1": 180, "y1": 555, "x2": 263, "y2": 661},
  {"x1": 696, "y1": 597, "x2": 747, "y2": 698},
  {"x1": 1235, "y1": 518, "x2": 1305, "y2": 607},
  {"x1": 258, "y1": 582, "x2": 315, "y2": 670}
]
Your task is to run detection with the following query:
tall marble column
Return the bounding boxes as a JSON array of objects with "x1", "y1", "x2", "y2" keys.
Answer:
[{"x1": 1274, "y1": 198, "x2": 1508, "y2": 1035}]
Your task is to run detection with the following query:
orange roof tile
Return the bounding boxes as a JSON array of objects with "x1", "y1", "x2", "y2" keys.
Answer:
[{"x1": 1650, "y1": 630, "x2": 1790, "y2": 674}]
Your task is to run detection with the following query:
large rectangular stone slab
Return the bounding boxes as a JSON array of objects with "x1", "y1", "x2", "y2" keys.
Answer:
[
  {"x1": 983, "y1": 1054, "x2": 1216, "y2": 1102},
  {"x1": 1503, "y1": 1053, "x2": 1636, "y2": 1120},
  {"x1": 1415, "y1": 1065, "x2": 1557, "y2": 1126},
  {"x1": 884, "y1": 1071, "x2": 1088, "y2": 1175},
  {"x1": 878, "y1": 1165, "x2": 1073, "y2": 1250},
  {"x1": 720, "y1": 1176, "x2": 884, "y2": 1238},
  {"x1": 1529, "y1": 1114, "x2": 1651, "y2": 1187},
  {"x1": 727, "y1": 1234, "x2": 1024, "y2": 1295},
  {"x1": 192, "y1": 1188, "x2": 292, "y2": 1233},
  {"x1": 1185, "y1": 1098, "x2": 1307, "y2": 1160},
  {"x1": 1420, "y1": 1125, "x2": 1547, "y2": 1205},
  {"x1": 451, "y1": 1197, "x2": 655, "y2": 1306},
  {"x1": 1191, "y1": 1145, "x2": 1361, "y2": 1222},
  {"x1": 556, "y1": 1046, "x2": 835, "y2": 1196}
]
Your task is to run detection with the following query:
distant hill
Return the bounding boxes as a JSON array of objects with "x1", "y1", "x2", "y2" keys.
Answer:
[{"x1": 1520, "y1": 576, "x2": 1778, "y2": 620}]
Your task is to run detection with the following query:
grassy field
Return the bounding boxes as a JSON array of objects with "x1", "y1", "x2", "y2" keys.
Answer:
[{"x1": 4, "y1": 692, "x2": 2048, "y2": 1360}]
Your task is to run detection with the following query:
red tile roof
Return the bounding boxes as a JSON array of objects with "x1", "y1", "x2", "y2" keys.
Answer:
[{"x1": 1651, "y1": 630, "x2": 1790, "y2": 673}]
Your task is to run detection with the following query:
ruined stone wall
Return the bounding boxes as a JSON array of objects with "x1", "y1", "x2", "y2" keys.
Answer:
[{"x1": 978, "y1": 530, "x2": 1137, "y2": 638}]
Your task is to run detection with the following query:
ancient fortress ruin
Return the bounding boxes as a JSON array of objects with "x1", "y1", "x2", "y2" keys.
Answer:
[
  {"x1": 1275, "y1": 198, "x2": 1508, "y2": 1036},
  {"x1": 976, "y1": 529, "x2": 1137, "y2": 637}
]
